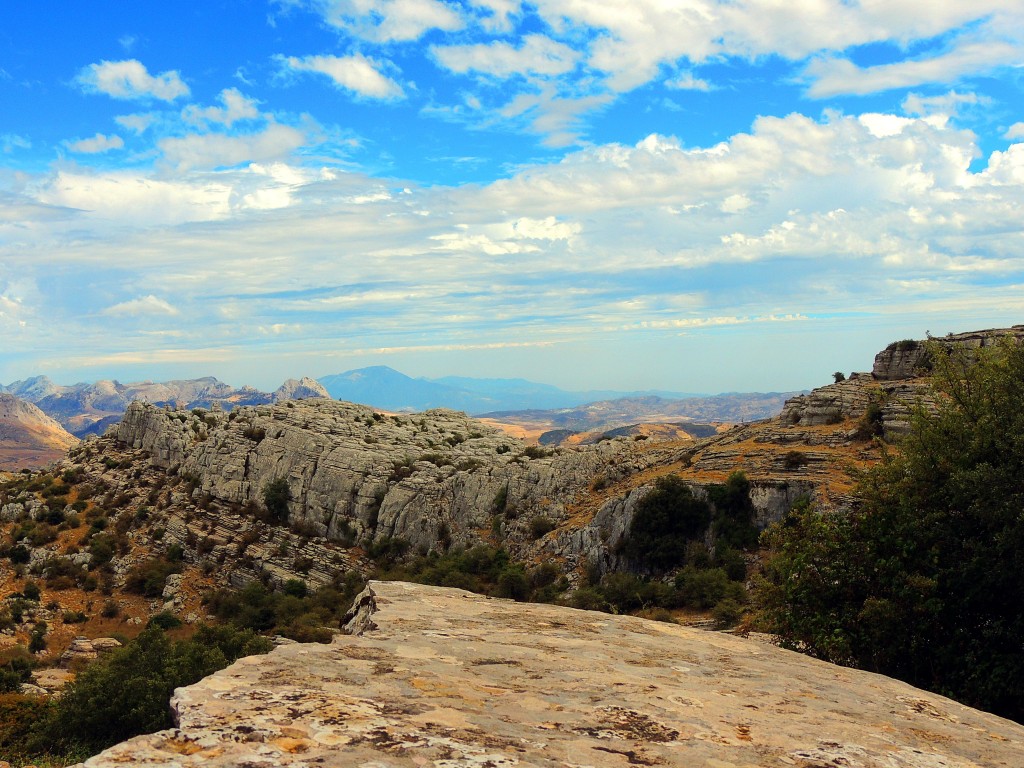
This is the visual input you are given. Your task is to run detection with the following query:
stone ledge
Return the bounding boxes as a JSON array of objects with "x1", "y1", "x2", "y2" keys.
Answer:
[{"x1": 74, "y1": 580, "x2": 1024, "y2": 767}]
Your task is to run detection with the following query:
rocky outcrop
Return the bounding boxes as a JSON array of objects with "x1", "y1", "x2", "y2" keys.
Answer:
[
  {"x1": 110, "y1": 398, "x2": 834, "y2": 578},
  {"x1": 272, "y1": 377, "x2": 330, "y2": 402},
  {"x1": 115, "y1": 399, "x2": 643, "y2": 560},
  {"x1": 75, "y1": 580, "x2": 1024, "y2": 768},
  {"x1": 872, "y1": 326, "x2": 1024, "y2": 380}
]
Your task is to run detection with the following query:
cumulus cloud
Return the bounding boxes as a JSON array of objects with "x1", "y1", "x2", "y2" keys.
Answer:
[
  {"x1": 281, "y1": 54, "x2": 404, "y2": 99},
  {"x1": 902, "y1": 91, "x2": 983, "y2": 119},
  {"x1": 33, "y1": 170, "x2": 234, "y2": 224},
  {"x1": 183, "y1": 88, "x2": 260, "y2": 126},
  {"x1": 666, "y1": 72, "x2": 711, "y2": 91},
  {"x1": 114, "y1": 113, "x2": 155, "y2": 134},
  {"x1": 76, "y1": 59, "x2": 190, "y2": 101},
  {"x1": 157, "y1": 122, "x2": 308, "y2": 171},
  {"x1": 66, "y1": 133, "x2": 125, "y2": 153},
  {"x1": 101, "y1": 295, "x2": 180, "y2": 317},
  {"x1": 305, "y1": 0, "x2": 463, "y2": 42},
  {"x1": 1005, "y1": 122, "x2": 1024, "y2": 140},
  {"x1": 432, "y1": 34, "x2": 579, "y2": 78},
  {"x1": 6, "y1": 108, "x2": 1024, "y2": 388}
]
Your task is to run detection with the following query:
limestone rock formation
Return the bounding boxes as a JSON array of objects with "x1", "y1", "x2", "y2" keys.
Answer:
[
  {"x1": 871, "y1": 326, "x2": 1024, "y2": 380},
  {"x1": 272, "y1": 377, "x2": 330, "y2": 402},
  {"x1": 75, "y1": 581, "x2": 1024, "y2": 768},
  {"x1": 0, "y1": 393, "x2": 78, "y2": 470}
]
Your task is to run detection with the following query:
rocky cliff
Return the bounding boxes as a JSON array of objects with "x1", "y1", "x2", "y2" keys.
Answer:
[
  {"x1": 109, "y1": 391, "x2": 851, "y2": 584},
  {"x1": 74, "y1": 580, "x2": 1024, "y2": 768}
]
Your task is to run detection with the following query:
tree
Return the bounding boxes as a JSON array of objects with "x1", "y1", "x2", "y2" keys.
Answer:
[
  {"x1": 756, "y1": 339, "x2": 1024, "y2": 722},
  {"x1": 621, "y1": 475, "x2": 712, "y2": 572},
  {"x1": 832, "y1": 371, "x2": 846, "y2": 383},
  {"x1": 262, "y1": 477, "x2": 291, "y2": 525}
]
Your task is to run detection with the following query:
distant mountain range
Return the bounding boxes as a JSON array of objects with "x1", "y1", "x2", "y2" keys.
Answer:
[
  {"x1": 1, "y1": 366, "x2": 800, "y2": 452},
  {"x1": 0, "y1": 376, "x2": 328, "y2": 438},
  {"x1": 317, "y1": 365, "x2": 704, "y2": 414}
]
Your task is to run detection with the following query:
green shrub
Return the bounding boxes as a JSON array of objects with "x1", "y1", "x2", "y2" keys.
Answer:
[
  {"x1": 31, "y1": 625, "x2": 272, "y2": 756},
  {"x1": 261, "y1": 478, "x2": 291, "y2": 525},
  {"x1": 756, "y1": 339, "x2": 1024, "y2": 721},
  {"x1": 712, "y1": 598, "x2": 744, "y2": 629},
  {"x1": 528, "y1": 516, "x2": 555, "y2": 539},
  {"x1": 146, "y1": 611, "x2": 182, "y2": 630},
  {"x1": 674, "y1": 567, "x2": 745, "y2": 610},
  {"x1": 621, "y1": 476, "x2": 711, "y2": 572},
  {"x1": 125, "y1": 558, "x2": 180, "y2": 598}
]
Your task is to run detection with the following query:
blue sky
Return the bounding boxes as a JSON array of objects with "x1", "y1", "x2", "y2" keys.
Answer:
[{"x1": 2, "y1": 1, "x2": 1023, "y2": 394}]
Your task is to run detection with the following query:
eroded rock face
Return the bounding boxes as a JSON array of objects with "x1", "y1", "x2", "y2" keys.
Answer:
[
  {"x1": 115, "y1": 399, "x2": 639, "y2": 560},
  {"x1": 75, "y1": 581, "x2": 1024, "y2": 768},
  {"x1": 872, "y1": 326, "x2": 1024, "y2": 381}
]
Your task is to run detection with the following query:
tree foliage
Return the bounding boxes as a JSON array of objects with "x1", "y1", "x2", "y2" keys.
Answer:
[
  {"x1": 756, "y1": 339, "x2": 1024, "y2": 721},
  {"x1": 31, "y1": 624, "x2": 272, "y2": 755},
  {"x1": 621, "y1": 475, "x2": 712, "y2": 571},
  {"x1": 262, "y1": 477, "x2": 291, "y2": 525}
]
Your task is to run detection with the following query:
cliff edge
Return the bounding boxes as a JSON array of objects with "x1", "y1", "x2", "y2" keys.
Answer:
[{"x1": 75, "y1": 580, "x2": 1023, "y2": 768}]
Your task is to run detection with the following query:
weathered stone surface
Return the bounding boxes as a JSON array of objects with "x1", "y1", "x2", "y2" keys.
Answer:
[
  {"x1": 60, "y1": 636, "x2": 98, "y2": 668},
  {"x1": 272, "y1": 377, "x2": 330, "y2": 402},
  {"x1": 76, "y1": 581, "x2": 1024, "y2": 768},
  {"x1": 872, "y1": 326, "x2": 1024, "y2": 380},
  {"x1": 32, "y1": 667, "x2": 74, "y2": 691}
]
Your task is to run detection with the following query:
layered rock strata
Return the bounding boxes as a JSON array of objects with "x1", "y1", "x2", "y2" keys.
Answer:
[{"x1": 75, "y1": 580, "x2": 1024, "y2": 768}]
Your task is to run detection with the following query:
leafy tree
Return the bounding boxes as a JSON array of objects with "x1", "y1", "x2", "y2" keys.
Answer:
[
  {"x1": 756, "y1": 339, "x2": 1024, "y2": 722},
  {"x1": 32, "y1": 625, "x2": 271, "y2": 755},
  {"x1": 621, "y1": 475, "x2": 712, "y2": 572},
  {"x1": 833, "y1": 371, "x2": 846, "y2": 383},
  {"x1": 707, "y1": 471, "x2": 758, "y2": 550},
  {"x1": 262, "y1": 477, "x2": 291, "y2": 525}
]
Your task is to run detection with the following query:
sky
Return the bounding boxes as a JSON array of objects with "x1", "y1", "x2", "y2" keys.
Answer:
[{"x1": 1, "y1": 1, "x2": 1023, "y2": 394}]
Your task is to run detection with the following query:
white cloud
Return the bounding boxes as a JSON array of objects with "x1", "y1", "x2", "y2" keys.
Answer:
[
  {"x1": 666, "y1": 72, "x2": 711, "y2": 91},
  {"x1": 33, "y1": 170, "x2": 234, "y2": 224},
  {"x1": 805, "y1": 40, "x2": 1020, "y2": 98},
  {"x1": 468, "y1": 0, "x2": 519, "y2": 31},
  {"x1": 7, "y1": 109, "x2": 1024, "y2": 388},
  {"x1": 307, "y1": 0, "x2": 463, "y2": 42},
  {"x1": 282, "y1": 54, "x2": 404, "y2": 99},
  {"x1": 157, "y1": 123, "x2": 308, "y2": 171},
  {"x1": 101, "y1": 295, "x2": 180, "y2": 317},
  {"x1": 66, "y1": 133, "x2": 125, "y2": 154},
  {"x1": 183, "y1": 88, "x2": 260, "y2": 126},
  {"x1": 114, "y1": 113, "x2": 155, "y2": 134},
  {"x1": 902, "y1": 90, "x2": 981, "y2": 118},
  {"x1": 1005, "y1": 122, "x2": 1024, "y2": 140},
  {"x1": 1, "y1": 134, "x2": 30, "y2": 153},
  {"x1": 498, "y1": 88, "x2": 613, "y2": 147},
  {"x1": 76, "y1": 59, "x2": 190, "y2": 101},
  {"x1": 432, "y1": 34, "x2": 579, "y2": 78}
]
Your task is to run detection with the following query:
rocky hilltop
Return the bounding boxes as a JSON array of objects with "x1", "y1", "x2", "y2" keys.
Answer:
[
  {"x1": 0, "y1": 393, "x2": 77, "y2": 470},
  {"x1": 3, "y1": 326, "x2": 1021, "y2": 669},
  {"x1": 75, "y1": 580, "x2": 1024, "y2": 768}
]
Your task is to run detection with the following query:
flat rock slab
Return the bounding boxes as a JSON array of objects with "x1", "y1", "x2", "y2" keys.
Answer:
[{"x1": 77, "y1": 581, "x2": 1023, "y2": 767}]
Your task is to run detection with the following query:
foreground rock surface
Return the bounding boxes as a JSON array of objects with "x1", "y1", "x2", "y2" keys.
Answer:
[{"x1": 78, "y1": 581, "x2": 1023, "y2": 768}]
